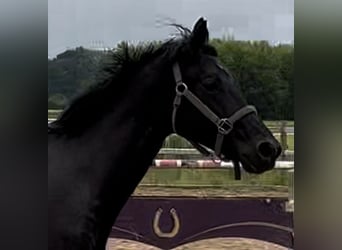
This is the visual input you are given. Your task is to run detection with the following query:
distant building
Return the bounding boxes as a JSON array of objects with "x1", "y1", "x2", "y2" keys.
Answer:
[{"x1": 87, "y1": 40, "x2": 113, "y2": 52}]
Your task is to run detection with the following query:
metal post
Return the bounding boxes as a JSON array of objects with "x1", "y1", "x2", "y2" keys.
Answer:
[
  {"x1": 280, "y1": 120, "x2": 288, "y2": 159},
  {"x1": 286, "y1": 169, "x2": 294, "y2": 212}
]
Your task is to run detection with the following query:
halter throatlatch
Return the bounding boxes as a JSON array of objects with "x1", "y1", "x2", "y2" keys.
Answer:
[{"x1": 172, "y1": 63, "x2": 257, "y2": 180}]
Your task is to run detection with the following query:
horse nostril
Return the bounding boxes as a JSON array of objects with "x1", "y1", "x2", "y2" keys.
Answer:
[{"x1": 257, "y1": 141, "x2": 276, "y2": 159}]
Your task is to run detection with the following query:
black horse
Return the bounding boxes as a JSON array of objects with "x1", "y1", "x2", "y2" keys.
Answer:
[{"x1": 48, "y1": 18, "x2": 281, "y2": 250}]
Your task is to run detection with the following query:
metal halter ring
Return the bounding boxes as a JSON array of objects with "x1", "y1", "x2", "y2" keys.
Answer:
[
  {"x1": 217, "y1": 118, "x2": 233, "y2": 135},
  {"x1": 175, "y1": 82, "x2": 188, "y2": 95}
]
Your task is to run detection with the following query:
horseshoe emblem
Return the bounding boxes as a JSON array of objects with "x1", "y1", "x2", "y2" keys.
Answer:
[{"x1": 153, "y1": 208, "x2": 180, "y2": 238}]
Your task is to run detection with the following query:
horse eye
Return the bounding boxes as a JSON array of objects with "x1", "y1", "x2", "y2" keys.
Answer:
[{"x1": 202, "y1": 76, "x2": 218, "y2": 91}]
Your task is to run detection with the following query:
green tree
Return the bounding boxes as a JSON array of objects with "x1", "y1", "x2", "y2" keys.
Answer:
[{"x1": 48, "y1": 41, "x2": 293, "y2": 120}]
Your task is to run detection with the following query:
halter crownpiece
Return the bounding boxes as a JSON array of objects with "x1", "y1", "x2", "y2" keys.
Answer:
[{"x1": 171, "y1": 62, "x2": 257, "y2": 180}]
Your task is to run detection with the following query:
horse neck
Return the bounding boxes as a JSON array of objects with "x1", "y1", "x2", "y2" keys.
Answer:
[{"x1": 70, "y1": 59, "x2": 174, "y2": 246}]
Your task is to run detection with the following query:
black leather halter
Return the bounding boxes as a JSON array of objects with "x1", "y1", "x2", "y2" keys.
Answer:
[{"x1": 172, "y1": 62, "x2": 257, "y2": 179}]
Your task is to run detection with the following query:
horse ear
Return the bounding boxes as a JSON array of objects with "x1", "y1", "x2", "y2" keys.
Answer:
[{"x1": 190, "y1": 17, "x2": 209, "y2": 49}]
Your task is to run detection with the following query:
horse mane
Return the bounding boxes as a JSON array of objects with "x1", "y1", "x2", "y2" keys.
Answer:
[{"x1": 48, "y1": 24, "x2": 217, "y2": 136}]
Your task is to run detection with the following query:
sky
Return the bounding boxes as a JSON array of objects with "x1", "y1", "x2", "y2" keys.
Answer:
[{"x1": 48, "y1": 0, "x2": 293, "y2": 58}]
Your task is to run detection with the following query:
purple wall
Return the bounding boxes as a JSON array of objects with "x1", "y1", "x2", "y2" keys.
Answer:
[{"x1": 110, "y1": 197, "x2": 294, "y2": 249}]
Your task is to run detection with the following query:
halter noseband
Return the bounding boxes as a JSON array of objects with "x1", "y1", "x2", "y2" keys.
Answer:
[{"x1": 171, "y1": 62, "x2": 257, "y2": 180}]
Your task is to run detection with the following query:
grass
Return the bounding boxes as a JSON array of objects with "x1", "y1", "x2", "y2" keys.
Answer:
[
  {"x1": 136, "y1": 168, "x2": 293, "y2": 198},
  {"x1": 135, "y1": 167, "x2": 294, "y2": 198},
  {"x1": 133, "y1": 168, "x2": 294, "y2": 198},
  {"x1": 140, "y1": 168, "x2": 291, "y2": 187}
]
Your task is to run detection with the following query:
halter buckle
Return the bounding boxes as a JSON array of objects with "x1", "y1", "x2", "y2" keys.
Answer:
[{"x1": 218, "y1": 118, "x2": 233, "y2": 135}]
